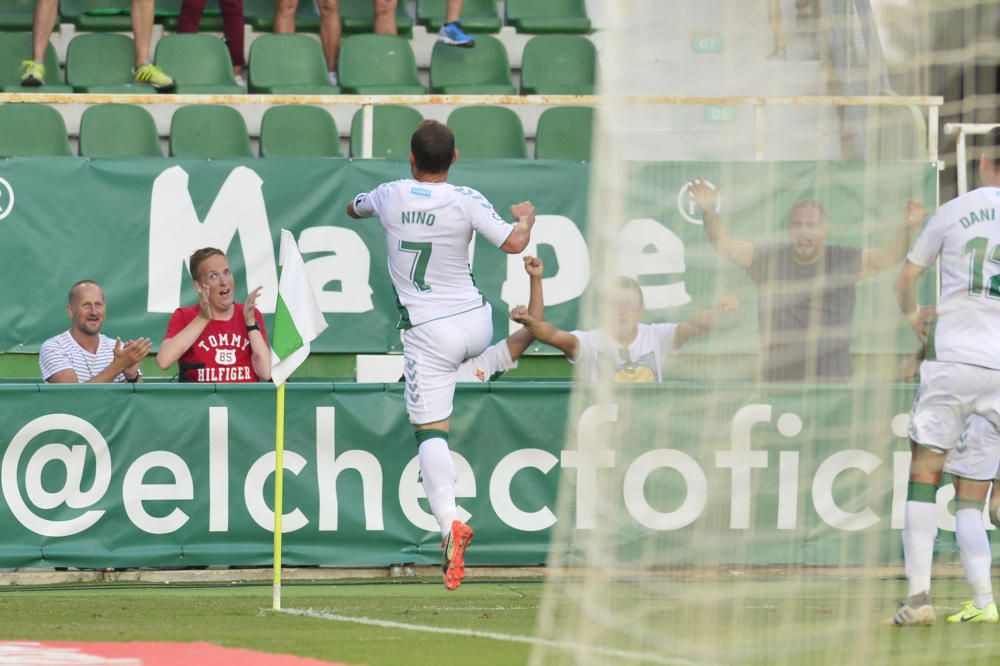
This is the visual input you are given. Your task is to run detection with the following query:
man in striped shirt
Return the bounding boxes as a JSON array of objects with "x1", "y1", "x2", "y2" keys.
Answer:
[{"x1": 39, "y1": 280, "x2": 151, "y2": 383}]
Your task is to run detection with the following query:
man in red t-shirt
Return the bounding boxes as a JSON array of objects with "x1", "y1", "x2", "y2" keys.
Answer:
[{"x1": 156, "y1": 247, "x2": 272, "y2": 383}]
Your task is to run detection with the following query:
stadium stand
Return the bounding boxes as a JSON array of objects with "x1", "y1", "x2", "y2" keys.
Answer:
[
  {"x1": 416, "y1": 0, "x2": 501, "y2": 33},
  {"x1": 154, "y1": 33, "x2": 243, "y2": 93},
  {"x1": 341, "y1": 0, "x2": 413, "y2": 35},
  {"x1": 79, "y1": 103, "x2": 162, "y2": 157},
  {"x1": 65, "y1": 33, "x2": 139, "y2": 93},
  {"x1": 0, "y1": 0, "x2": 47, "y2": 31},
  {"x1": 520, "y1": 34, "x2": 596, "y2": 95},
  {"x1": 60, "y1": 0, "x2": 132, "y2": 31},
  {"x1": 504, "y1": 0, "x2": 591, "y2": 34},
  {"x1": 260, "y1": 105, "x2": 341, "y2": 157},
  {"x1": 429, "y1": 34, "x2": 514, "y2": 94},
  {"x1": 338, "y1": 34, "x2": 425, "y2": 94},
  {"x1": 0, "y1": 32, "x2": 69, "y2": 91},
  {"x1": 447, "y1": 105, "x2": 527, "y2": 158},
  {"x1": 169, "y1": 104, "x2": 252, "y2": 157},
  {"x1": 0, "y1": 102, "x2": 71, "y2": 155},
  {"x1": 350, "y1": 105, "x2": 423, "y2": 158},
  {"x1": 534, "y1": 105, "x2": 592, "y2": 160},
  {"x1": 248, "y1": 34, "x2": 339, "y2": 94}
]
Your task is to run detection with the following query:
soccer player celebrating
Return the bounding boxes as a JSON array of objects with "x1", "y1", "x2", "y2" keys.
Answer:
[
  {"x1": 347, "y1": 120, "x2": 536, "y2": 590},
  {"x1": 892, "y1": 126, "x2": 1000, "y2": 626}
]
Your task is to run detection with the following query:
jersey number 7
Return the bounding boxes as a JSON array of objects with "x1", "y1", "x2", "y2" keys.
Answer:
[{"x1": 400, "y1": 240, "x2": 433, "y2": 293}]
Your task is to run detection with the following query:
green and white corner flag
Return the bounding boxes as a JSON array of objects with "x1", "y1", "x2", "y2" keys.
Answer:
[{"x1": 270, "y1": 229, "x2": 328, "y2": 386}]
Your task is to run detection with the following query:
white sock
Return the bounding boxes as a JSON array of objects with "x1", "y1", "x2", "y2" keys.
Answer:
[
  {"x1": 328, "y1": 71, "x2": 338, "y2": 86},
  {"x1": 903, "y1": 500, "x2": 938, "y2": 597},
  {"x1": 419, "y1": 437, "x2": 458, "y2": 538},
  {"x1": 956, "y1": 507, "x2": 994, "y2": 608}
]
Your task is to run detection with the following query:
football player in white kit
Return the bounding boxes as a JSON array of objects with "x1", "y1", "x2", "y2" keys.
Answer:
[
  {"x1": 892, "y1": 127, "x2": 1000, "y2": 625},
  {"x1": 347, "y1": 120, "x2": 536, "y2": 590}
]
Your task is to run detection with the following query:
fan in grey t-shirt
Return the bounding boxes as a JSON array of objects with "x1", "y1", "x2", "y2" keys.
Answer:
[{"x1": 689, "y1": 179, "x2": 925, "y2": 382}]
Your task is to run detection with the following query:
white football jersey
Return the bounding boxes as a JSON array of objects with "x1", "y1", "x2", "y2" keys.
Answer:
[
  {"x1": 909, "y1": 186, "x2": 1000, "y2": 369},
  {"x1": 570, "y1": 323, "x2": 678, "y2": 383},
  {"x1": 353, "y1": 179, "x2": 514, "y2": 328}
]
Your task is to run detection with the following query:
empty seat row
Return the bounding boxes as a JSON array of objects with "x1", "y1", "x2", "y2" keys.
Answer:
[
  {"x1": 0, "y1": 103, "x2": 593, "y2": 160},
  {"x1": 0, "y1": 0, "x2": 590, "y2": 34},
  {"x1": 1, "y1": 31, "x2": 595, "y2": 95}
]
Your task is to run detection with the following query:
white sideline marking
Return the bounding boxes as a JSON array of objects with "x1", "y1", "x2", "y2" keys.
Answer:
[{"x1": 267, "y1": 607, "x2": 700, "y2": 665}]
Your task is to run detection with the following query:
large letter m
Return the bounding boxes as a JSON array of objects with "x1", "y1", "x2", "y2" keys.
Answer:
[{"x1": 148, "y1": 166, "x2": 278, "y2": 313}]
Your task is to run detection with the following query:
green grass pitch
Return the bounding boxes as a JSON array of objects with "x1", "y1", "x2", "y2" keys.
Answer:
[{"x1": 1, "y1": 577, "x2": 999, "y2": 665}]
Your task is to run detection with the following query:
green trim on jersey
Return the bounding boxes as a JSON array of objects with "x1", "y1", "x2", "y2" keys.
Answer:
[
  {"x1": 415, "y1": 429, "x2": 449, "y2": 445},
  {"x1": 955, "y1": 498, "x2": 987, "y2": 511},
  {"x1": 393, "y1": 286, "x2": 413, "y2": 330}
]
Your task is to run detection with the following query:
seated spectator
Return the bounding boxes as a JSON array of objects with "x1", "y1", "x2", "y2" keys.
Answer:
[
  {"x1": 39, "y1": 280, "x2": 151, "y2": 383},
  {"x1": 22, "y1": 0, "x2": 175, "y2": 91},
  {"x1": 155, "y1": 248, "x2": 271, "y2": 382},
  {"x1": 510, "y1": 277, "x2": 738, "y2": 383},
  {"x1": 178, "y1": 0, "x2": 246, "y2": 85}
]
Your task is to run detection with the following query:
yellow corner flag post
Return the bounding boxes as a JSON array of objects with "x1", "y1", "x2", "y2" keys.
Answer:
[{"x1": 269, "y1": 229, "x2": 329, "y2": 611}]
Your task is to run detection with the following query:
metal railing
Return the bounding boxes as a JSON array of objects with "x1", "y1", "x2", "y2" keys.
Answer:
[{"x1": 943, "y1": 123, "x2": 999, "y2": 195}]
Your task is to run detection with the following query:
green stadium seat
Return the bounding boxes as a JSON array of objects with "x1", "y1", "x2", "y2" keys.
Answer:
[
  {"x1": 0, "y1": 103, "x2": 71, "y2": 156},
  {"x1": 248, "y1": 34, "x2": 339, "y2": 94},
  {"x1": 155, "y1": 34, "x2": 243, "y2": 94},
  {"x1": 338, "y1": 34, "x2": 425, "y2": 94},
  {"x1": 159, "y1": 0, "x2": 227, "y2": 31},
  {"x1": 505, "y1": 0, "x2": 591, "y2": 33},
  {"x1": 0, "y1": 0, "x2": 52, "y2": 31},
  {"x1": 447, "y1": 106, "x2": 527, "y2": 158},
  {"x1": 429, "y1": 34, "x2": 514, "y2": 94},
  {"x1": 60, "y1": 0, "x2": 132, "y2": 31},
  {"x1": 170, "y1": 104, "x2": 252, "y2": 157},
  {"x1": 79, "y1": 104, "x2": 162, "y2": 157},
  {"x1": 244, "y1": 0, "x2": 318, "y2": 32},
  {"x1": 520, "y1": 34, "x2": 596, "y2": 95},
  {"x1": 0, "y1": 33, "x2": 72, "y2": 92},
  {"x1": 350, "y1": 105, "x2": 423, "y2": 158},
  {"x1": 535, "y1": 106, "x2": 592, "y2": 160},
  {"x1": 416, "y1": 0, "x2": 500, "y2": 33},
  {"x1": 341, "y1": 0, "x2": 412, "y2": 35},
  {"x1": 66, "y1": 33, "x2": 144, "y2": 93},
  {"x1": 260, "y1": 105, "x2": 341, "y2": 157}
]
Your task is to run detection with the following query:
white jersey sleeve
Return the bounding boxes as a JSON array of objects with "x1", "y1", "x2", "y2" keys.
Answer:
[
  {"x1": 456, "y1": 340, "x2": 518, "y2": 382},
  {"x1": 651, "y1": 323, "x2": 678, "y2": 356},
  {"x1": 351, "y1": 182, "x2": 392, "y2": 219},
  {"x1": 907, "y1": 211, "x2": 948, "y2": 268},
  {"x1": 457, "y1": 187, "x2": 514, "y2": 249}
]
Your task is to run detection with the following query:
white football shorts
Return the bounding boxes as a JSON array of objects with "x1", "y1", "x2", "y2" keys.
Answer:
[
  {"x1": 909, "y1": 361, "x2": 1000, "y2": 459},
  {"x1": 402, "y1": 303, "x2": 493, "y2": 425}
]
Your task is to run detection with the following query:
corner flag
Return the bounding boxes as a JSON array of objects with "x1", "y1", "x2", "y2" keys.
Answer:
[
  {"x1": 270, "y1": 229, "x2": 328, "y2": 386},
  {"x1": 270, "y1": 229, "x2": 327, "y2": 611}
]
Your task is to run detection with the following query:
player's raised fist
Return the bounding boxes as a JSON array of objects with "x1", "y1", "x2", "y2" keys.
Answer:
[
  {"x1": 511, "y1": 201, "x2": 536, "y2": 225},
  {"x1": 523, "y1": 255, "x2": 543, "y2": 278},
  {"x1": 717, "y1": 294, "x2": 740, "y2": 312},
  {"x1": 905, "y1": 199, "x2": 927, "y2": 228}
]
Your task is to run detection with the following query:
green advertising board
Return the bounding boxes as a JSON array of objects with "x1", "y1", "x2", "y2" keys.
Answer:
[
  {"x1": 0, "y1": 159, "x2": 935, "y2": 370},
  {"x1": 0, "y1": 382, "x2": 980, "y2": 569}
]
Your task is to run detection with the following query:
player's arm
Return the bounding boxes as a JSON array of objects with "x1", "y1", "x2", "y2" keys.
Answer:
[
  {"x1": 500, "y1": 201, "x2": 537, "y2": 254},
  {"x1": 894, "y1": 261, "x2": 934, "y2": 343},
  {"x1": 346, "y1": 190, "x2": 378, "y2": 220},
  {"x1": 859, "y1": 199, "x2": 925, "y2": 280},
  {"x1": 689, "y1": 178, "x2": 754, "y2": 269},
  {"x1": 245, "y1": 287, "x2": 272, "y2": 381},
  {"x1": 672, "y1": 295, "x2": 740, "y2": 350},
  {"x1": 156, "y1": 289, "x2": 211, "y2": 369},
  {"x1": 509, "y1": 306, "x2": 579, "y2": 360},
  {"x1": 506, "y1": 256, "x2": 544, "y2": 360}
]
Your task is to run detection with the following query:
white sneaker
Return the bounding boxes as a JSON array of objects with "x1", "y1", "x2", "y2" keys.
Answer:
[
  {"x1": 328, "y1": 71, "x2": 339, "y2": 87},
  {"x1": 890, "y1": 591, "x2": 936, "y2": 627},
  {"x1": 234, "y1": 73, "x2": 246, "y2": 88}
]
